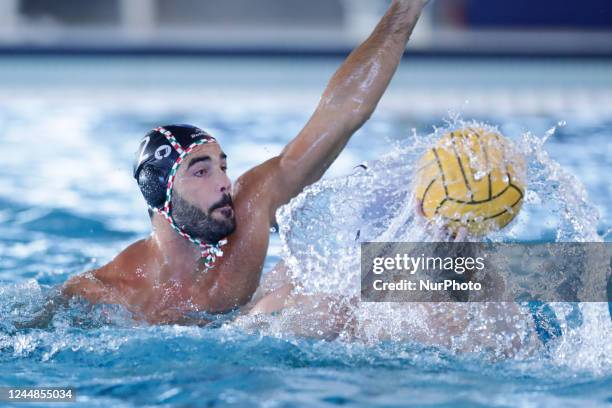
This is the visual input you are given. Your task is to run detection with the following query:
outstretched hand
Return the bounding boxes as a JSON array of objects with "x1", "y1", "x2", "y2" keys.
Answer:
[{"x1": 415, "y1": 198, "x2": 468, "y2": 242}]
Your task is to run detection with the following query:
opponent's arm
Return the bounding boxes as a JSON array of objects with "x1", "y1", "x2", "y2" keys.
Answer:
[{"x1": 267, "y1": 0, "x2": 428, "y2": 216}]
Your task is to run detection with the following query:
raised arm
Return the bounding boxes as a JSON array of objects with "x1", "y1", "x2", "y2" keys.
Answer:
[{"x1": 267, "y1": 0, "x2": 428, "y2": 212}]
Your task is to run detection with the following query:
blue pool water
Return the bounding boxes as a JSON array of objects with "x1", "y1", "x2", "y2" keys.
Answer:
[{"x1": 1, "y1": 58, "x2": 611, "y2": 407}]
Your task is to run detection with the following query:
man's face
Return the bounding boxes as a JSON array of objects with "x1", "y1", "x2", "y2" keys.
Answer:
[{"x1": 170, "y1": 143, "x2": 236, "y2": 243}]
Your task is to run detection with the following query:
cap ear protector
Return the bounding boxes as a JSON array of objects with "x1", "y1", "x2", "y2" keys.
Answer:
[
  {"x1": 133, "y1": 124, "x2": 227, "y2": 269},
  {"x1": 136, "y1": 164, "x2": 167, "y2": 209}
]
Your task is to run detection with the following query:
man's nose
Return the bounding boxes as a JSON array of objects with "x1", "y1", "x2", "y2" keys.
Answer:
[{"x1": 219, "y1": 174, "x2": 232, "y2": 194}]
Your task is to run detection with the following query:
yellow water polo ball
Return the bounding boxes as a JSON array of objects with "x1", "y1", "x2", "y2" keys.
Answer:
[{"x1": 414, "y1": 127, "x2": 526, "y2": 235}]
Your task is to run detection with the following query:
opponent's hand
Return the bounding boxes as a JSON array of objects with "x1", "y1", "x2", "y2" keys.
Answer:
[
  {"x1": 429, "y1": 224, "x2": 468, "y2": 242},
  {"x1": 415, "y1": 198, "x2": 467, "y2": 242}
]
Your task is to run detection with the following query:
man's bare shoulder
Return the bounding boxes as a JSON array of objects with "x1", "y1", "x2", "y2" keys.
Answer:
[
  {"x1": 62, "y1": 239, "x2": 155, "y2": 303},
  {"x1": 95, "y1": 238, "x2": 156, "y2": 282}
]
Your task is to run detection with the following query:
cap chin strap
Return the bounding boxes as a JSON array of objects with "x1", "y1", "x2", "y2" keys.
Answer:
[
  {"x1": 152, "y1": 127, "x2": 228, "y2": 271},
  {"x1": 151, "y1": 204, "x2": 228, "y2": 270}
]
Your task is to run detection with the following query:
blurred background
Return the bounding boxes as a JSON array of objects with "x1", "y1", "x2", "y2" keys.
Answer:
[
  {"x1": 0, "y1": 0, "x2": 610, "y2": 55},
  {"x1": 0, "y1": 0, "x2": 610, "y2": 118}
]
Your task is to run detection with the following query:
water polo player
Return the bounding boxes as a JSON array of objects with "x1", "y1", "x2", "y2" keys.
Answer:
[{"x1": 61, "y1": 0, "x2": 432, "y2": 324}]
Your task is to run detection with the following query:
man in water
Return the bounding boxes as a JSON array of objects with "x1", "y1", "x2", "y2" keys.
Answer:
[{"x1": 62, "y1": 0, "x2": 431, "y2": 324}]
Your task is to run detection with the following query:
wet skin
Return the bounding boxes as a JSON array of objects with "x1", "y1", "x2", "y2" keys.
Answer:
[{"x1": 62, "y1": 0, "x2": 430, "y2": 324}]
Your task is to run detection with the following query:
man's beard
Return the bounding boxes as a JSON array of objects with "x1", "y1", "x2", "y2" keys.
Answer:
[{"x1": 170, "y1": 191, "x2": 236, "y2": 244}]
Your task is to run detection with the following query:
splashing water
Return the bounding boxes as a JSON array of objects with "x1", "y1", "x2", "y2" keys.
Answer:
[{"x1": 233, "y1": 118, "x2": 612, "y2": 370}]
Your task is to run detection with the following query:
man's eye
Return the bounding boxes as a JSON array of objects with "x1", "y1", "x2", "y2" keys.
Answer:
[{"x1": 194, "y1": 169, "x2": 207, "y2": 176}]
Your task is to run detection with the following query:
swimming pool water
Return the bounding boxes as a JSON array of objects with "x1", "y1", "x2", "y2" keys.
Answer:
[{"x1": 0, "y1": 60, "x2": 611, "y2": 407}]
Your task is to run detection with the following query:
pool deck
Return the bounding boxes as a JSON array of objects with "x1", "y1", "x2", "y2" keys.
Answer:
[{"x1": 0, "y1": 56, "x2": 611, "y2": 117}]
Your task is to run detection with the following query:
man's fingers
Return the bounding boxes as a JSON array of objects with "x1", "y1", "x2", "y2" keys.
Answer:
[
  {"x1": 414, "y1": 200, "x2": 469, "y2": 242},
  {"x1": 429, "y1": 224, "x2": 469, "y2": 242},
  {"x1": 453, "y1": 227, "x2": 468, "y2": 242},
  {"x1": 414, "y1": 198, "x2": 425, "y2": 218}
]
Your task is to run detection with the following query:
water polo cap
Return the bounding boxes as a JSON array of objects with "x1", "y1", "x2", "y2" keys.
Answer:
[{"x1": 133, "y1": 124, "x2": 227, "y2": 269}]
